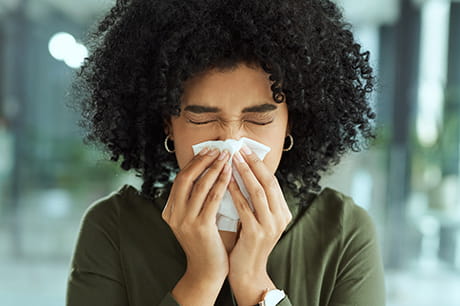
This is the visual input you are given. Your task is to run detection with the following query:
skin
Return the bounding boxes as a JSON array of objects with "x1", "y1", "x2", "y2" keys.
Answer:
[{"x1": 162, "y1": 62, "x2": 293, "y2": 305}]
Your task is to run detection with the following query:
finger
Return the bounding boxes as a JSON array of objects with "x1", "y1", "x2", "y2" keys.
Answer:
[
  {"x1": 172, "y1": 147, "x2": 220, "y2": 213},
  {"x1": 187, "y1": 150, "x2": 231, "y2": 217},
  {"x1": 239, "y1": 145, "x2": 283, "y2": 213},
  {"x1": 274, "y1": 185, "x2": 293, "y2": 223},
  {"x1": 232, "y1": 151, "x2": 271, "y2": 224},
  {"x1": 161, "y1": 198, "x2": 172, "y2": 221},
  {"x1": 200, "y1": 160, "x2": 233, "y2": 222},
  {"x1": 227, "y1": 175, "x2": 257, "y2": 229}
]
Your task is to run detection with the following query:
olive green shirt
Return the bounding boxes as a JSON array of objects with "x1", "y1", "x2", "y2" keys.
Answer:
[{"x1": 66, "y1": 183, "x2": 385, "y2": 306}]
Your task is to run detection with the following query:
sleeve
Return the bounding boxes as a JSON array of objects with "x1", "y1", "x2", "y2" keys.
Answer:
[
  {"x1": 66, "y1": 198, "x2": 129, "y2": 306},
  {"x1": 277, "y1": 295, "x2": 292, "y2": 305},
  {"x1": 66, "y1": 196, "x2": 183, "y2": 306},
  {"x1": 328, "y1": 200, "x2": 386, "y2": 306},
  {"x1": 159, "y1": 292, "x2": 181, "y2": 306}
]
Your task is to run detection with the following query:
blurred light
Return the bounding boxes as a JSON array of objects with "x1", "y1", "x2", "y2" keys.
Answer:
[
  {"x1": 408, "y1": 192, "x2": 429, "y2": 219},
  {"x1": 335, "y1": 0, "x2": 399, "y2": 25},
  {"x1": 439, "y1": 175, "x2": 460, "y2": 218},
  {"x1": 419, "y1": 215, "x2": 440, "y2": 237},
  {"x1": 48, "y1": 32, "x2": 76, "y2": 60},
  {"x1": 351, "y1": 169, "x2": 372, "y2": 210},
  {"x1": 416, "y1": 0, "x2": 450, "y2": 147},
  {"x1": 416, "y1": 112, "x2": 439, "y2": 148},
  {"x1": 64, "y1": 43, "x2": 89, "y2": 69},
  {"x1": 419, "y1": 215, "x2": 441, "y2": 270},
  {"x1": 39, "y1": 189, "x2": 72, "y2": 218},
  {"x1": 48, "y1": 32, "x2": 88, "y2": 69}
]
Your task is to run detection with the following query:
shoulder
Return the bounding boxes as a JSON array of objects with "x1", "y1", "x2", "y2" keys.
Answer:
[
  {"x1": 70, "y1": 185, "x2": 141, "y2": 285},
  {"x1": 80, "y1": 184, "x2": 144, "y2": 231},
  {"x1": 309, "y1": 188, "x2": 386, "y2": 304},
  {"x1": 80, "y1": 184, "x2": 168, "y2": 240},
  {"x1": 83, "y1": 185, "x2": 131, "y2": 218},
  {"x1": 309, "y1": 186, "x2": 374, "y2": 231},
  {"x1": 74, "y1": 184, "x2": 153, "y2": 257},
  {"x1": 299, "y1": 186, "x2": 378, "y2": 249}
]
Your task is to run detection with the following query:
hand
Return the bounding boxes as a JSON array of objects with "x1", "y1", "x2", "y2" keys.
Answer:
[
  {"x1": 227, "y1": 146, "x2": 292, "y2": 305},
  {"x1": 161, "y1": 147, "x2": 232, "y2": 282}
]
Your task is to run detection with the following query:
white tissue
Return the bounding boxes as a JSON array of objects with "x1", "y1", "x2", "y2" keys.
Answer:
[{"x1": 192, "y1": 137, "x2": 271, "y2": 232}]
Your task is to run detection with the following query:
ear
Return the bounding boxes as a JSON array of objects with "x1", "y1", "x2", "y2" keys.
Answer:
[{"x1": 163, "y1": 118, "x2": 174, "y2": 140}]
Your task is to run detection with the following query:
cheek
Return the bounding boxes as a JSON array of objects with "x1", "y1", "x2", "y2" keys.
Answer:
[
  {"x1": 174, "y1": 144, "x2": 196, "y2": 170},
  {"x1": 174, "y1": 152, "x2": 188, "y2": 170},
  {"x1": 172, "y1": 136, "x2": 195, "y2": 169},
  {"x1": 170, "y1": 121, "x2": 199, "y2": 169},
  {"x1": 263, "y1": 151, "x2": 283, "y2": 174},
  {"x1": 261, "y1": 137, "x2": 286, "y2": 173}
]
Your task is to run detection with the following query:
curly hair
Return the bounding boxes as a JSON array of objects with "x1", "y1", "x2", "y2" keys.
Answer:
[{"x1": 69, "y1": 0, "x2": 376, "y2": 208}]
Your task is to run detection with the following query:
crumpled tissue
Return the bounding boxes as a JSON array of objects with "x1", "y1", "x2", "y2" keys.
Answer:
[{"x1": 192, "y1": 137, "x2": 271, "y2": 232}]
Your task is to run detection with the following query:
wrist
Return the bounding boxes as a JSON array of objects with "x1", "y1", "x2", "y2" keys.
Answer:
[
  {"x1": 186, "y1": 261, "x2": 228, "y2": 283},
  {"x1": 185, "y1": 266, "x2": 227, "y2": 286},
  {"x1": 229, "y1": 271, "x2": 276, "y2": 306},
  {"x1": 228, "y1": 261, "x2": 267, "y2": 281},
  {"x1": 172, "y1": 270, "x2": 226, "y2": 306}
]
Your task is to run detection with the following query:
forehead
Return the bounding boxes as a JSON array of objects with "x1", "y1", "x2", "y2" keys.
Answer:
[{"x1": 180, "y1": 64, "x2": 274, "y2": 107}]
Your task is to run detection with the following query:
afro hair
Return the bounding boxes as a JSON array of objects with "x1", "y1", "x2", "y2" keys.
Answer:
[{"x1": 69, "y1": 0, "x2": 376, "y2": 208}]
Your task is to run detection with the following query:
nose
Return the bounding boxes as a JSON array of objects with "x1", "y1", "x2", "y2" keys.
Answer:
[{"x1": 217, "y1": 120, "x2": 244, "y2": 141}]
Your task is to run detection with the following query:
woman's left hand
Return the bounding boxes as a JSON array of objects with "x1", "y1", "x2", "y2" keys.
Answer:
[{"x1": 227, "y1": 145, "x2": 292, "y2": 305}]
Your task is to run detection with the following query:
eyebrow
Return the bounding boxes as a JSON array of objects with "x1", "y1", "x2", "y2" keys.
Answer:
[{"x1": 183, "y1": 103, "x2": 278, "y2": 114}]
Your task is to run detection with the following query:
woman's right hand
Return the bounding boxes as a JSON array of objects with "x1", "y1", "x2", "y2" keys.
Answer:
[{"x1": 161, "y1": 147, "x2": 232, "y2": 282}]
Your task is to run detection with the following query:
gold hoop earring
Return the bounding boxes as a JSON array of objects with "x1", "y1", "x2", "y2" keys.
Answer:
[
  {"x1": 164, "y1": 135, "x2": 175, "y2": 153},
  {"x1": 283, "y1": 134, "x2": 294, "y2": 152}
]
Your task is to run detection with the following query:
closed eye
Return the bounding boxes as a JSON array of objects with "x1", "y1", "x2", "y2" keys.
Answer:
[
  {"x1": 244, "y1": 120, "x2": 274, "y2": 126},
  {"x1": 187, "y1": 119, "x2": 215, "y2": 125},
  {"x1": 187, "y1": 119, "x2": 273, "y2": 126}
]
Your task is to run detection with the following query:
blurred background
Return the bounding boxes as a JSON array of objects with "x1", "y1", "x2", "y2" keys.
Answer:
[{"x1": 0, "y1": 0, "x2": 459, "y2": 305}]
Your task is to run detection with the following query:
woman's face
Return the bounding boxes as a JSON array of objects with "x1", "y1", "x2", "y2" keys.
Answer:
[{"x1": 164, "y1": 62, "x2": 290, "y2": 174}]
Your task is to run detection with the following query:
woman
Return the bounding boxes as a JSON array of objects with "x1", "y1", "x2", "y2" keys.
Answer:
[{"x1": 67, "y1": 0, "x2": 385, "y2": 305}]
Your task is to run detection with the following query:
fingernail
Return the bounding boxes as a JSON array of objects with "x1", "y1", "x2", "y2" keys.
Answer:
[
  {"x1": 208, "y1": 148, "x2": 219, "y2": 156},
  {"x1": 241, "y1": 145, "x2": 251, "y2": 155},
  {"x1": 199, "y1": 147, "x2": 209, "y2": 155},
  {"x1": 233, "y1": 151, "x2": 245, "y2": 163},
  {"x1": 218, "y1": 150, "x2": 228, "y2": 160}
]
